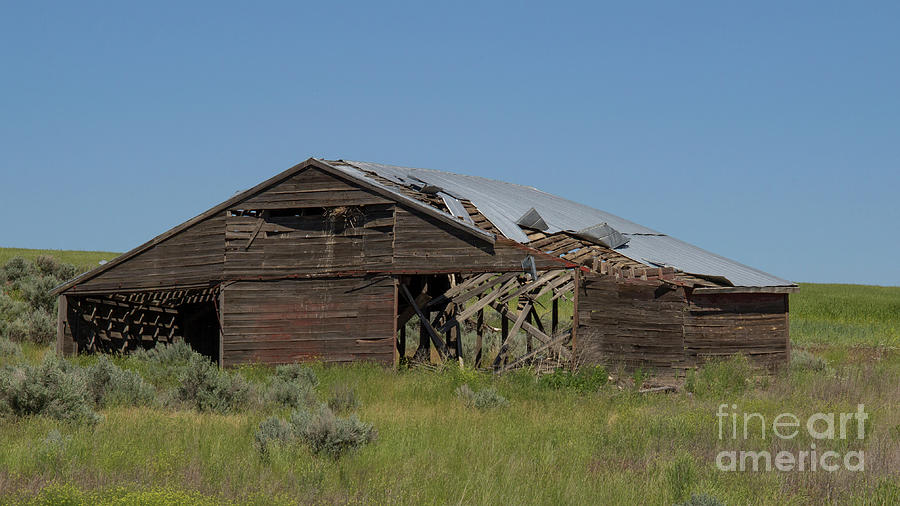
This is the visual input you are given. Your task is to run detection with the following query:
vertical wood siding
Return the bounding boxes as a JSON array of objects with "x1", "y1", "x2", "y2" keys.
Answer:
[
  {"x1": 221, "y1": 276, "x2": 395, "y2": 366},
  {"x1": 576, "y1": 273, "x2": 686, "y2": 371}
]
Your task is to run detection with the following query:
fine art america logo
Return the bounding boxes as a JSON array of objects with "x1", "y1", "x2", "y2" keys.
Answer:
[{"x1": 715, "y1": 404, "x2": 867, "y2": 472}]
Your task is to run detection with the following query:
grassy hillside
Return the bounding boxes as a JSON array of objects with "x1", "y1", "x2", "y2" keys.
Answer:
[
  {"x1": 0, "y1": 247, "x2": 119, "y2": 273},
  {"x1": 0, "y1": 249, "x2": 897, "y2": 505},
  {"x1": 791, "y1": 283, "x2": 900, "y2": 350}
]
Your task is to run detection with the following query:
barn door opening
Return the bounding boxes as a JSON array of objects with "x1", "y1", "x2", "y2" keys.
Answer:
[{"x1": 176, "y1": 300, "x2": 220, "y2": 364}]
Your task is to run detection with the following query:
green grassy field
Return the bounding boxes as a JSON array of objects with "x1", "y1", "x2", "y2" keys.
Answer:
[
  {"x1": 0, "y1": 248, "x2": 898, "y2": 505},
  {"x1": 0, "y1": 247, "x2": 119, "y2": 273}
]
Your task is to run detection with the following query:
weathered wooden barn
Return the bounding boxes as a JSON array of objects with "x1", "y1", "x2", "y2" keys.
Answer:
[{"x1": 52, "y1": 158, "x2": 797, "y2": 373}]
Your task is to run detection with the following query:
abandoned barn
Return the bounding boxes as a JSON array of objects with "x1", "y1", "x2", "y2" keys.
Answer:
[{"x1": 52, "y1": 158, "x2": 798, "y2": 373}]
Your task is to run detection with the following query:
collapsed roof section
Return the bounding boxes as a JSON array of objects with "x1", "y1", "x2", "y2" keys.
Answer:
[{"x1": 324, "y1": 159, "x2": 795, "y2": 289}]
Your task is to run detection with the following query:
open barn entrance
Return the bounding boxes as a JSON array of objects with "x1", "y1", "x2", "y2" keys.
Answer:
[
  {"x1": 60, "y1": 287, "x2": 221, "y2": 362},
  {"x1": 395, "y1": 269, "x2": 577, "y2": 371}
]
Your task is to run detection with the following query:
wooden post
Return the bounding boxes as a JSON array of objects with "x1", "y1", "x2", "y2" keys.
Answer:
[
  {"x1": 217, "y1": 288, "x2": 225, "y2": 368},
  {"x1": 525, "y1": 305, "x2": 534, "y2": 354},
  {"x1": 572, "y1": 269, "x2": 580, "y2": 360},
  {"x1": 56, "y1": 295, "x2": 68, "y2": 357},
  {"x1": 552, "y1": 298, "x2": 559, "y2": 336},
  {"x1": 501, "y1": 312, "x2": 509, "y2": 362},
  {"x1": 474, "y1": 308, "x2": 484, "y2": 367}
]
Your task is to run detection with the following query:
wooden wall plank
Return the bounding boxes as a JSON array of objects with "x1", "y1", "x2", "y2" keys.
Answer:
[
  {"x1": 576, "y1": 273, "x2": 686, "y2": 372},
  {"x1": 221, "y1": 276, "x2": 396, "y2": 367},
  {"x1": 684, "y1": 292, "x2": 789, "y2": 369},
  {"x1": 66, "y1": 213, "x2": 226, "y2": 293}
]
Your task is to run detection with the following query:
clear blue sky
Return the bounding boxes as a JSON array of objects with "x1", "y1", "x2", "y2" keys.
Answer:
[{"x1": 2, "y1": 2, "x2": 898, "y2": 285}]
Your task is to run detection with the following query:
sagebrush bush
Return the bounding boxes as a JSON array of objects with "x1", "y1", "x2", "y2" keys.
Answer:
[
  {"x1": 254, "y1": 416, "x2": 293, "y2": 455},
  {"x1": 0, "y1": 355, "x2": 100, "y2": 424},
  {"x1": 132, "y1": 339, "x2": 196, "y2": 368},
  {"x1": 33, "y1": 255, "x2": 77, "y2": 281},
  {"x1": 684, "y1": 354, "x2": 753, "y2": 397},
  {"x1": 266, "y1": 376, "x2": 317, "y2": 409},
  {"x1": 326, "y1": 383, "x2": 359, "y2": 414},
  {"x1": 0, "y1": 256, "x2": 77, "y2": 345},
  {"x1": 0, "y1": 336, "x2": 21, "y2": 357},
  {"x1": 791, "y1": 349, "x2": 828, "y2": 372},
  {"x1": 455, "y1": 384, "x2": 508, "y2": 410},
  {"x1": 22, "y1": 309, "x2": 55, "y2": 344},
  {"x1": 37, "y1": 429, "x2": 72, "y2": 472},
  {"x1": 131, "y1": 339, "x2": 198, "y2": 387},
  {"x1": 274, "y1": 363, "x2": 318, "y2": 387},
  {"x1": 174, "y1": 354, "x2": 251, "y2": 413},
  {"x1": 83, "y1": 356, "x2": 155, "y2": 408},
  {"x1": 1, "y1": 257, "x2": 33, "y2": 282},
  {"x1": 290, "y1": 404, "x2": 376, "y2": 458},
  {"x1": 20, "y1": 276, "x2": 60, "y2": 313}
]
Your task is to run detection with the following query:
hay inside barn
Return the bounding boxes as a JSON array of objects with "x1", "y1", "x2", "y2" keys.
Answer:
[{"x1": 52, "y1": 158, "x2": 797, "y2": 373}]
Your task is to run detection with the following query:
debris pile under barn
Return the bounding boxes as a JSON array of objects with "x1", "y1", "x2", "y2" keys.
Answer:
[{"x1": 52, "y1": 158, "x2": 797, "y2": 374}]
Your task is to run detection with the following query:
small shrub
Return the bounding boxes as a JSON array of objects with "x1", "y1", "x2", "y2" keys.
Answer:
[
  {"x1": 791, "y1": 349, "x2": 828, "y2": 372},
  {"x1": 473, "y1": 387, "x2": 508, "y2": 409},
  {"x1": 266, "y1": 376, "x2": 316, "y2": 409},
  {"x1": 274, "y1": 363, "x2": 318, "y2": 387},
  {"x1": 131, "y1": 339, "x2": 199, "y2": 387},
  {"x1": 290, "y1": 404, "x2": 376, "y2": 458},
  {"x1": 1, "y1": 257, "x2": 33, "y2": 282},
  {"x1": 0, "y1": 336, "x2": 21, "y2": 357},
  {"x1": 675, "y1": 493, "x2": 725, "y2": 506},
  {"x1": 37, "y1": 429, "x2": 72, "y2": 471},
  {"x1": 83, "y1": 356, "x2": 155, "y2": 408},
  {"x1": 666, "y1": 454, "x2": 697, "y2": 503},
  {"x1": 0, "y1": 356, "x2": 99, "y2": 424},
  {"x1": 22, "y1": 309, "x2": 56, "y2": 344},
  {"x1": 174, "y1": 354, "x2": 251, "y2": 413},
  {"x1": 685, "y1": 354, "x2": 753, "y2": 397},
  {"x1": 456, "y1": 384, "x2": 508, "y2": 410},
  {"x1": 326, "y1": 384, "x2": 359, "y2": 414},
  {"x1": 20, "y1": 276, "x2": 61, "y2": 313},
  {"x1": 133, "y1": 339, "x2": 196, "y2": 368},
  {"x1": 33, "y1": 255, "x2": 77, "y2": 281},
  {"x1": 254, "y1": 416, "x2": 293, "y2": 455}
]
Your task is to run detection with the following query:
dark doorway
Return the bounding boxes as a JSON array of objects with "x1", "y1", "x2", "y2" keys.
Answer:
[{"x1": 176, "y1": 302, "x2": 220, "y2": 363}]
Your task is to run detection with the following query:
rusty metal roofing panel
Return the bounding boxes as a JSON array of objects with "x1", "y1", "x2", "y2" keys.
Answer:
[{"x1": 331, "y1": 160, "x2": 794, "y2": 287}]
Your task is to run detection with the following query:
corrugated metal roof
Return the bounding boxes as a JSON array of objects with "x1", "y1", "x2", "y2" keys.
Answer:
[{"x1": 326, "y1": 160, "x2": 794, "y2": 287}]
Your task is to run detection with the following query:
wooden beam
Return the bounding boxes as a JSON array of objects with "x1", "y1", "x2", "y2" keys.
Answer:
[
  {"x1": 493, "y1": 302, "x2": 532, "y2": 369},
  {"x1": 244, "y1": 215, "x2": 266, "y2": 250},
  {"x1": 691, "y1": 286, "x2": 800, "y2": 294},
  {"x1": 474, "y1": 308, "x2": 484, "y2": 367},
  {"x1": 551, "y1": 298, "x2": 559, "y2": 335},
  {"x1": 490, "y1": 301, "x2": 572, "y2": 361},
  {"x1": 501, "y1": 328, "x2": 572, "y2": 372},
  {"x1": 438, "y1": 277, "x2": 518, "y2": 333},
  {"x1": 400, "y1": 284, "x2": 449, "y2": 358}
]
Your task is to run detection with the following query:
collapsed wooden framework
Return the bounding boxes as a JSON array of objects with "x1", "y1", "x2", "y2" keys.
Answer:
[
  {"x1": 396, "y1": 268, "x2": 578, "y2": 371},
  {"x1": 54, "y1": 158, "x2": 795, "y2": 373}
]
